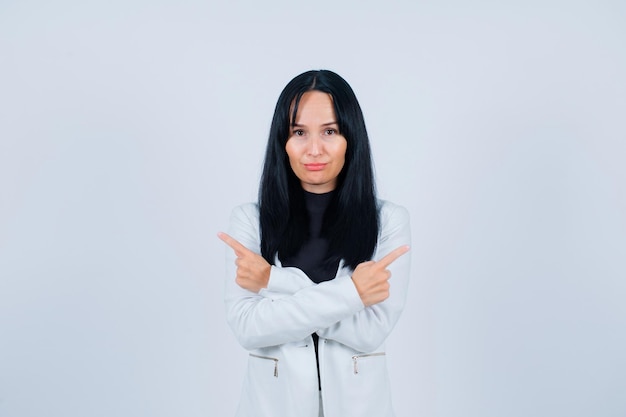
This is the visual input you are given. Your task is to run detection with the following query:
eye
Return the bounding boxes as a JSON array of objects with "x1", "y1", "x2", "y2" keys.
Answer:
[
  {"x1": 324, "y1": 128, "x2": 336, "y2": 136},
  {"x1": 293, "y1": 129, "x2": 305, "y2": 136}
]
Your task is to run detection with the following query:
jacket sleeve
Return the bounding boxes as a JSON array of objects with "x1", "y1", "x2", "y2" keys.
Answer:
[
  {"x1": 316, "y1": 204, "x2": 412, "y2": 352},
  {"x1": 224, "y1": 204, "x2": 365, "y2": 350}
]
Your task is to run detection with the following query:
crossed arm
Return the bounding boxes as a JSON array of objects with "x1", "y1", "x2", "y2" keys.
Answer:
[
  {"x1": 219, "y1": 232, "x2": 407, "y2": 307},
  {"x1": 220, "y1": 203, "x2": 411, "y2": 352}
]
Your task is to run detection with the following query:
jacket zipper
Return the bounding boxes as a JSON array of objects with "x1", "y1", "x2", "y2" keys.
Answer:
[
  {"x1": 351, "y1": 352, "x2": 385, "y2": 374},
  {"x1": 249, "y1": 353, "x2": 279, "y2": 377}
]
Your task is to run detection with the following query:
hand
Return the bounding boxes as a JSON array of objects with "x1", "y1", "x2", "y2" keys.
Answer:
[
  {"x1": 351, "y1": 246, "x2": 410, "y2": 307},
  {"x1": 218, "y1": 232, "x2": 271, "y2": 293}
]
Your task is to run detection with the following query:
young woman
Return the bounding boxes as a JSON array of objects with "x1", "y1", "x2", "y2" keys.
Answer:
[{"x1": 219, "y1": 70, "x2": 411, "y2": 417}]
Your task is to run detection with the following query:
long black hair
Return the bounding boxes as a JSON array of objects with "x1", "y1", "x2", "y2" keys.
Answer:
[{"x1": 258, "y1": 70, "x2": 379, "y2": 270}]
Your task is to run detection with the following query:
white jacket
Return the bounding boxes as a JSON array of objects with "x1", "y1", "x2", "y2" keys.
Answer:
[{"x1": 224, "y1": 200, "x2": 411, "y2": 417}]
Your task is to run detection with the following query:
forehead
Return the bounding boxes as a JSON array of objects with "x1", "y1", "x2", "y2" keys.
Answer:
[{"x1": 291, "y1": 91, "x2": 336, "y2": 124}]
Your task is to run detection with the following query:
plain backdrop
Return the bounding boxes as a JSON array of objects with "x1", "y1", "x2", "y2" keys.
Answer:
[{"x1": 1, "y1": 1, "x2": 625, "y2": 416}]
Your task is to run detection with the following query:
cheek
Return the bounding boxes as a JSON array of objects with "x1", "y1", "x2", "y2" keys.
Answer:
[
  {"x1": 284, "y1": 143, "x2": 300, "y2": 171},
  {"x1": 285, "y1": 142, "x2": 294, "y2": 160},
  {"x1": 336, "y1": 141, "x2": 348, "y2": 166}
]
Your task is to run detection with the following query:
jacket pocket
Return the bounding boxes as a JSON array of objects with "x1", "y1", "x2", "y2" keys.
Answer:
[
  {"x1": 351, "y1": 352, "x2": 386, "y2": 375},
  {"x1": 249, "y1": 353, "x2": 279, "y2": 377}
]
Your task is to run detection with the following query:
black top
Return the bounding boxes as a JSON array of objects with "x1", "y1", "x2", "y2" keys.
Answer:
[{"x1": 281, "y1": 190, "x2": 340, "y2": 282}]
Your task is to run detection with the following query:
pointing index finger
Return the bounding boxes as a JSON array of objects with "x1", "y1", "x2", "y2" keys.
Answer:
[
  {"x1": 218, "y1": 232, "x2": 251, "y2": 256},
  {"x1": 377, "y1": 245, "x2": 410, "y2": 268}
]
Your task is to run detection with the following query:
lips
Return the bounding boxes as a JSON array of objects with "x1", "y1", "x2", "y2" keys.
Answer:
[{"x1": 304, "y1": 163, "x2": 327, "y2": 171}]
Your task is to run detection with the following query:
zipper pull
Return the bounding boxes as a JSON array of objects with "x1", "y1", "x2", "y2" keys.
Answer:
[
  {"x1": 273, "y1": 359, "x2": 278, "y2": 378},
  {"x1": 352, "y1": 356, "x2": 359, "y2": 374}
]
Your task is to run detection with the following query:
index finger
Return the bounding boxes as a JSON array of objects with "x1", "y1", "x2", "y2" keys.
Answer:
[
  {"x1": 376, "y1": 245, "x2": 410, "y2": 268},
  {"x1": 217, "y1": 232, "x2": 252, "y2": 256}
]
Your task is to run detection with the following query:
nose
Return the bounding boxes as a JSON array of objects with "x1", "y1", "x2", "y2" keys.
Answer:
[{"x1": 306, "y1": 136, "x2": 322, "y2": 157}]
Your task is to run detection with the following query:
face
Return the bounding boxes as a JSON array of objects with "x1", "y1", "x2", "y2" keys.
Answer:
[{"x1": 285, "y1": 91, "x2": 348, "y2": 194}]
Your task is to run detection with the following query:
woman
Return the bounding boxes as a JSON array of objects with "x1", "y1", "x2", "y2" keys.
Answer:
[{"x1": 218, "y1": 70, "x2": 411, "y2": 417}]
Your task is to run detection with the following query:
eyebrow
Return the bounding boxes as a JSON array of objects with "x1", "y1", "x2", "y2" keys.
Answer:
[{"x1": 291, "y1": 121, "x2": 338, "y2": 127}]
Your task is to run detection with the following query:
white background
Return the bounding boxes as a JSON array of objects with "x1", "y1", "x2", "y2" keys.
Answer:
[{"x1": 1, "y1": 1, "x2": 625, "y2": 416}]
